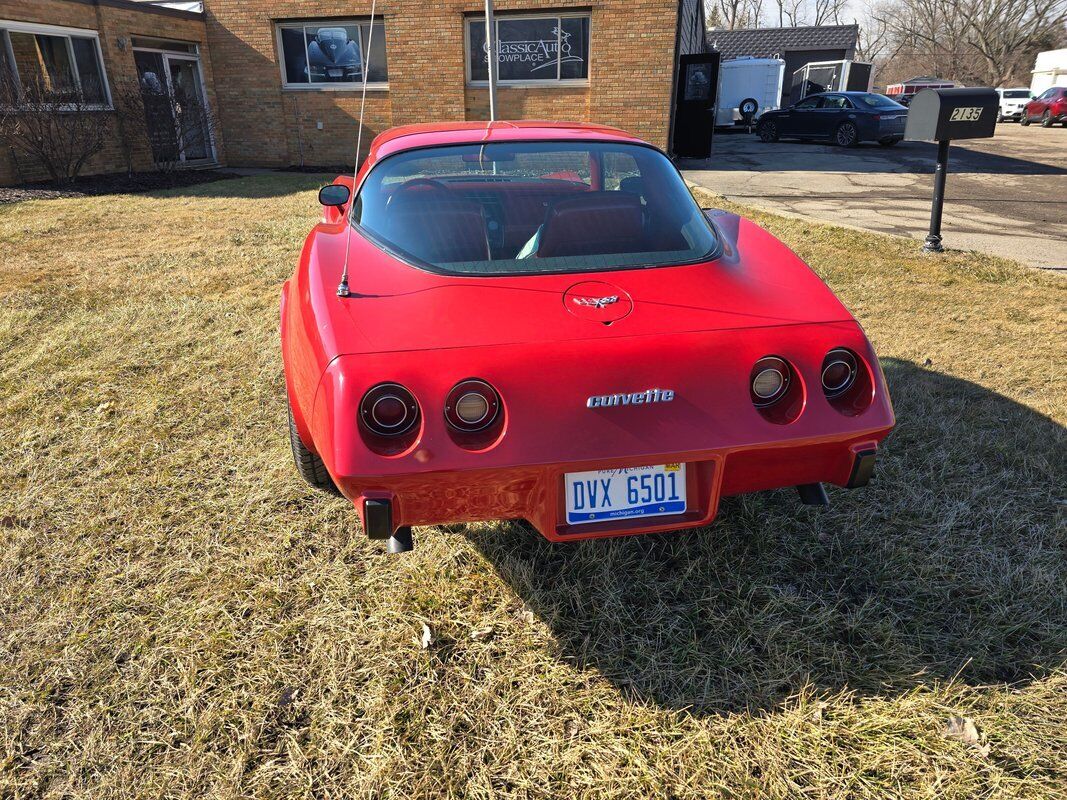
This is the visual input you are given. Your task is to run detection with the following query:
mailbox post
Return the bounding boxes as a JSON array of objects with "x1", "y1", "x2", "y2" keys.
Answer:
[{"x1": 903, "y1": 87, "x2": 998, "y2": 253}]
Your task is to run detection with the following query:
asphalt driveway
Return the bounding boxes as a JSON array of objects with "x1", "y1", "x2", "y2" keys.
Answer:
[{"x1": 682, "y1": 123, "x2": 1067, "y2": 270}]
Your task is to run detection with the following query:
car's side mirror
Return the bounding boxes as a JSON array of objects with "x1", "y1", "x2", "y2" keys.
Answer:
[{"x1": 319, "y1": 184, "x2": 351, "y2": 207}]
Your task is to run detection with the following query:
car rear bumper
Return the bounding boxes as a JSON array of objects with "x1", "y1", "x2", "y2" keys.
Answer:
[
  {"x1": 339, "y1": 432, "x2": 889, "y2": 542},
  {"x1": 307, "y1": 320, "x2": 895, "y2": 543}
]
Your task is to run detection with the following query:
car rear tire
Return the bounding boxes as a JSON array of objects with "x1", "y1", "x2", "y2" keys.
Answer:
[
  {"x1": 288, "y1": 401, "x2": 342, "y2": 496},
  {"x1": 1041, "y1": 110, "x2": 1052, "y2": 127},
  {"x1": 834, "y1": 122, "x2": 859, "y2": 147},
  {"x1": 757, "y1": 119, "x2": 779, "y2": 142},
  {"x1": 879, "y1": 138, "x2": 899, "y2": 147}
]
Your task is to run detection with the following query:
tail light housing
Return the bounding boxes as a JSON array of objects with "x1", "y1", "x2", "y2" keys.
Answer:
[
  {"x1": 360, "y1": 383, "x2": 420, "y2": 437},
  {"x1": 750, "y1": 356, "x2": 790, "y2": 407},
  {"x1": 821, "y1": 348, "x2": 858, "y2": 398},
  {"x1": 750, "y1": 355, "x2": 804, "y2": 424},
  {"x1": 821, "y1": 348, "x2": 874, "y2": 416},
  {"x1": 445, "y1": 379, "x2": 500, "y2": 432}
]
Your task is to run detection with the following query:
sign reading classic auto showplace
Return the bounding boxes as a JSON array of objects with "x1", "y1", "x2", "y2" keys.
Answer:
[{"x1": 468, "y1": 14, "x2": 589, "y2": 82}]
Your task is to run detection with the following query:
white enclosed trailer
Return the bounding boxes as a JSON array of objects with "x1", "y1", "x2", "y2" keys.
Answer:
[
  {"x1": 715, "y1": 57, "x2": 785, "y2": 127},
  {"x1": 1031, "y1": 49, "x2": 1067, "y2": 97}
]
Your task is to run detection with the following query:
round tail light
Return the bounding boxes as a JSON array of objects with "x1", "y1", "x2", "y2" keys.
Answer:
[
  {"x1": 445, "y1": 379, "x2": 500, "y2": 432},
  {"x1": 360, "y1": 383, "x2": 419, "y2": 437},
  {"x1": 821, "y1": 349, "x2": 858, "y2": 398},
  {"x1": 750, "y1": 356, "x2": 790, "y2": 407}
]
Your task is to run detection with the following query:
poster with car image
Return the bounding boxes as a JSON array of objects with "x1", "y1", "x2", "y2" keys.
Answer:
[{"x1": 278, "y1": 21, "x2": 387, "y2": 85}]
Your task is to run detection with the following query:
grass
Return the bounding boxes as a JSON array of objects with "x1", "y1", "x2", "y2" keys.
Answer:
[{"x1": 0, "y1": 174, "x2": 1064, "y2": 799}]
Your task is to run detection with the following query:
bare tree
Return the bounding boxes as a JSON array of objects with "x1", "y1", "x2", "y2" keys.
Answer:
[
  {"x1": 0, "y1": 73, "x2": 110, "y2": 185},
  {"x1": 855, "y1": 5, "x2": 900, "y2": 64},
  {"x1": 813, "y1": 0, "x2": 848, "y2": 25},
  {"x1": 747, "y1": 0, "x2": 767, "y2": 27},
  {"x1": 706, "y1": 0, "x2": 747, "y2": 28},
  {"x1": 776, "y1": 0, "x2": 808, "y2": 26},
  {"x1": 954, "y1": 0, "x2": 1067, "y2": 85},
  {"x1": 113, "y1": 74, "x2": 218, "y2": 176},
  {"x1": 874, "y1": 0, "x2": 1067, "y2": 85}
]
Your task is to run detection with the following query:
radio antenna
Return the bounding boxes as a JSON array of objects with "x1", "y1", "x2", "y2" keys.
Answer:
[
  {"x1": 484, "y1": 0, "x2": 498, "y2": 121},
  {"x1": 337, "y1": 0, "x2": 378, "y2": 298}
]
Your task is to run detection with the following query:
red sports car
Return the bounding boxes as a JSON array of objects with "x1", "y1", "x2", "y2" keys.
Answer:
[
  {"x1": 280, "y1": 121, "x2": 895, "y2": 552},
  {"x1": 1020, "y1": 86, "x2": 1067, "y2": 127}
]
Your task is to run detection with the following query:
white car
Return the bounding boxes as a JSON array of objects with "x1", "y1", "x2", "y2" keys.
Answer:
[{"x1": 996, "y1": 87, "x2": 1032, "y2": 122}]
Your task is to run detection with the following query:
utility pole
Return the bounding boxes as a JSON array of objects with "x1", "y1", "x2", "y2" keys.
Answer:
[{"x1": 484, "y1": 0, "x2": 498, "y2": 121}]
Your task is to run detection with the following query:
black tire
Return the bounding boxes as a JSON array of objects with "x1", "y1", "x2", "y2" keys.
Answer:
[
  {"x1": 1020, "y1": 113, "x2": 1030, "y2": 126},
  {"x1": 1041, "y1": 110, "x2": 1052, "y2": 127},
  {"x1": 879, "y1": 138, "x2": 899, "y2": 147},
  {"x1": 757, "y1": 119, "x2": 779, "y2": 142},
  {"x1": 288, "y1": 401, "x2": 342, "y2": 496},
  {"x1": 738, "y1": 97, "x2": 759, "y2": 124},
  {"x1": 834, "y1": 121, "x2": 859, "y2": 147}
]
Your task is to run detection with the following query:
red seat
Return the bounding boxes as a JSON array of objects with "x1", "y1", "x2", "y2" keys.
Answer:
[
  {"x1": 537, "y1": 192, "x2": 646, "y2": 258},
  {"x1": 385, "y1": 192, "x2": 490, "y2": 264}
]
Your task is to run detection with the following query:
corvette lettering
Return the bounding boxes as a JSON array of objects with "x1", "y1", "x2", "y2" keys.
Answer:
[{"x1": 586, "y1": 389, "x2": 675, "y2": 408}]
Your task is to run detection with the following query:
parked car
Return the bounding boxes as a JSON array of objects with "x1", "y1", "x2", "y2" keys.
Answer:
[
  {"x1": 995, "y1": 87, "x2": 1032, "y2": 121},
  {"x1": 280, "y1": 121, "x2": 895, "y2": 551},
  {"x1": 1021, "y1": 86, "x2": 1067, "y2": 127},
  {"x1": 756, "y1": 91, "x2": 909, "y2": 146}
]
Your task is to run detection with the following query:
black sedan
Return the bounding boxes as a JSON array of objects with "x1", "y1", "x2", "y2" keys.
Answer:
[{"x1": 756, "y1": 92, "x2": 909, "y2": 147}]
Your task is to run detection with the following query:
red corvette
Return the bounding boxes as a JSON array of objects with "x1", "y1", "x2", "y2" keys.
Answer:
[{"x1": 280, "y1": 121, "x2": 894, "y2": 552}]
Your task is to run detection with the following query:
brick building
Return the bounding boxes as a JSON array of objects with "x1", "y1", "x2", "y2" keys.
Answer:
[
  {"x1": 0, "y1": 0, "x2": 708, "y2": 184},
  {"x1": 0, "y1": 0, "x2": 219, "y2": 184}
]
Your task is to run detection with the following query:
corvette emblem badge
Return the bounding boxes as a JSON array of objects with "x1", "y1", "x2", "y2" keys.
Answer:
[{"x1": 573, "y1": 295, "x2": 618, "y2": 309}]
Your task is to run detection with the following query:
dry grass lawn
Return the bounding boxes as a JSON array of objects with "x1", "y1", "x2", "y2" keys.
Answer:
[{"x1": 0, "y1": 175, "x2": 1065, "y2": 799}]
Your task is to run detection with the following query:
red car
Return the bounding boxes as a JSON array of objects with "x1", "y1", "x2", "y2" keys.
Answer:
[
  {"x1": 1021, "y1": 86, "x2": 1067, "y2": 127},
  {"x1": 280, "y1": 121, "x2": 895, "y2": 552}
]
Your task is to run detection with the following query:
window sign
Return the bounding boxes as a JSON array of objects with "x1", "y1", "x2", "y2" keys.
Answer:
[
  {"x1": 683, "y1": 63, "x2": 712, "y2": 101},
  {"x1": 277, "y1": 21, "x2": 387, "y2": 88},
  {"x1": 468, "y1": 14, "x2": 590, "y2": 84}
]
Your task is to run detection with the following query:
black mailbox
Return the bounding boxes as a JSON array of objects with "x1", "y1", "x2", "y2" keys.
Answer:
[
  {"x1": 904, "y1": 87, "x2": 999, "y2": 142},
  {"x1": 902, "y1": 87, "x2": 998, "y2": 253}
]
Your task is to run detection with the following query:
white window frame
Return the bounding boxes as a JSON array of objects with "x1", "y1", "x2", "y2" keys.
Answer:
[
  {"x1": 0, "y1": 19, "x2": 112, "y2": 110},
  {"x1": 465, "y1": 12, "x2": 591, "y2": 88},
  {"x1": 275, "y1": 20, "x2": 388, "y2": 91}
]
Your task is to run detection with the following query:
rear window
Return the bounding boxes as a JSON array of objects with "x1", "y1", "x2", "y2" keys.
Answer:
[
  {"x1": 351, "y1": 141, "x2": 719, "y2": 275},
  {"x1": 854, "y1": 93, "x2": 906, "y2": 109},
  {"x1": 1002, "y1": 89, "x2": 1030, "y2": 98}
]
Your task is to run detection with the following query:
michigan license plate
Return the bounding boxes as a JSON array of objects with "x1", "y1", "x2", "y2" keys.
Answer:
[{"x1": 565, "y1": 464, "x2": 686, "y2": 525}]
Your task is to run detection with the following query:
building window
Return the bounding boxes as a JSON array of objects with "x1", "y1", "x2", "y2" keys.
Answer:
[
  {"x1": 276, "y1": 21, "x2": 387, "y2": 89},
  {"x1": 0, "y1": 21, "x2": 110, "y2": 107},
  {"x1": 467, "y1": 13, "x2": 590, "y2": 85}
]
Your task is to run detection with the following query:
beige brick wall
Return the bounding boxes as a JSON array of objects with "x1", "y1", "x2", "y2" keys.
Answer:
[
  {"x1": 0, "y1": 0, "x2": 220, "y2": 185},
  {"x1": 2, "y1": 0, "x2": 682, "y2": 182},
  {"x1": 204, "y1": 0, "x2": 680, "y2": 169}
]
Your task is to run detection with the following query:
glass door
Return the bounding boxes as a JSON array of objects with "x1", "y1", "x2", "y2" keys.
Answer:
[
  {"x1": 165, "y1": 55, "x2": 211, "y2": 161},
  {"x1": 132, "y1": 48, "x2": 214, "y2": 164}
]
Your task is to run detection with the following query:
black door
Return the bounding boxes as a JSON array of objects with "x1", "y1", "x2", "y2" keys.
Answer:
[
  {"x1": 812, "y1": 94, "x2": 851, "y2": 138},
  {"x1": 778, "y1": 94, "x2": 823, "y2": 136},
  {"x1": 671, "y1": 53, "x2": 719, "y2": 158}
]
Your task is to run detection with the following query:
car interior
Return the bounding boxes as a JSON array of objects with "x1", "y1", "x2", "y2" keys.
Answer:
[{"x1": 363, "y1": 155, "x2": 699, "y2": 270}]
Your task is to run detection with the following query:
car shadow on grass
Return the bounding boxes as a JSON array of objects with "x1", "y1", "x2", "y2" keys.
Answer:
[{"x1": 465, "y1": 358, "x2": 1067, "y2": 714}]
